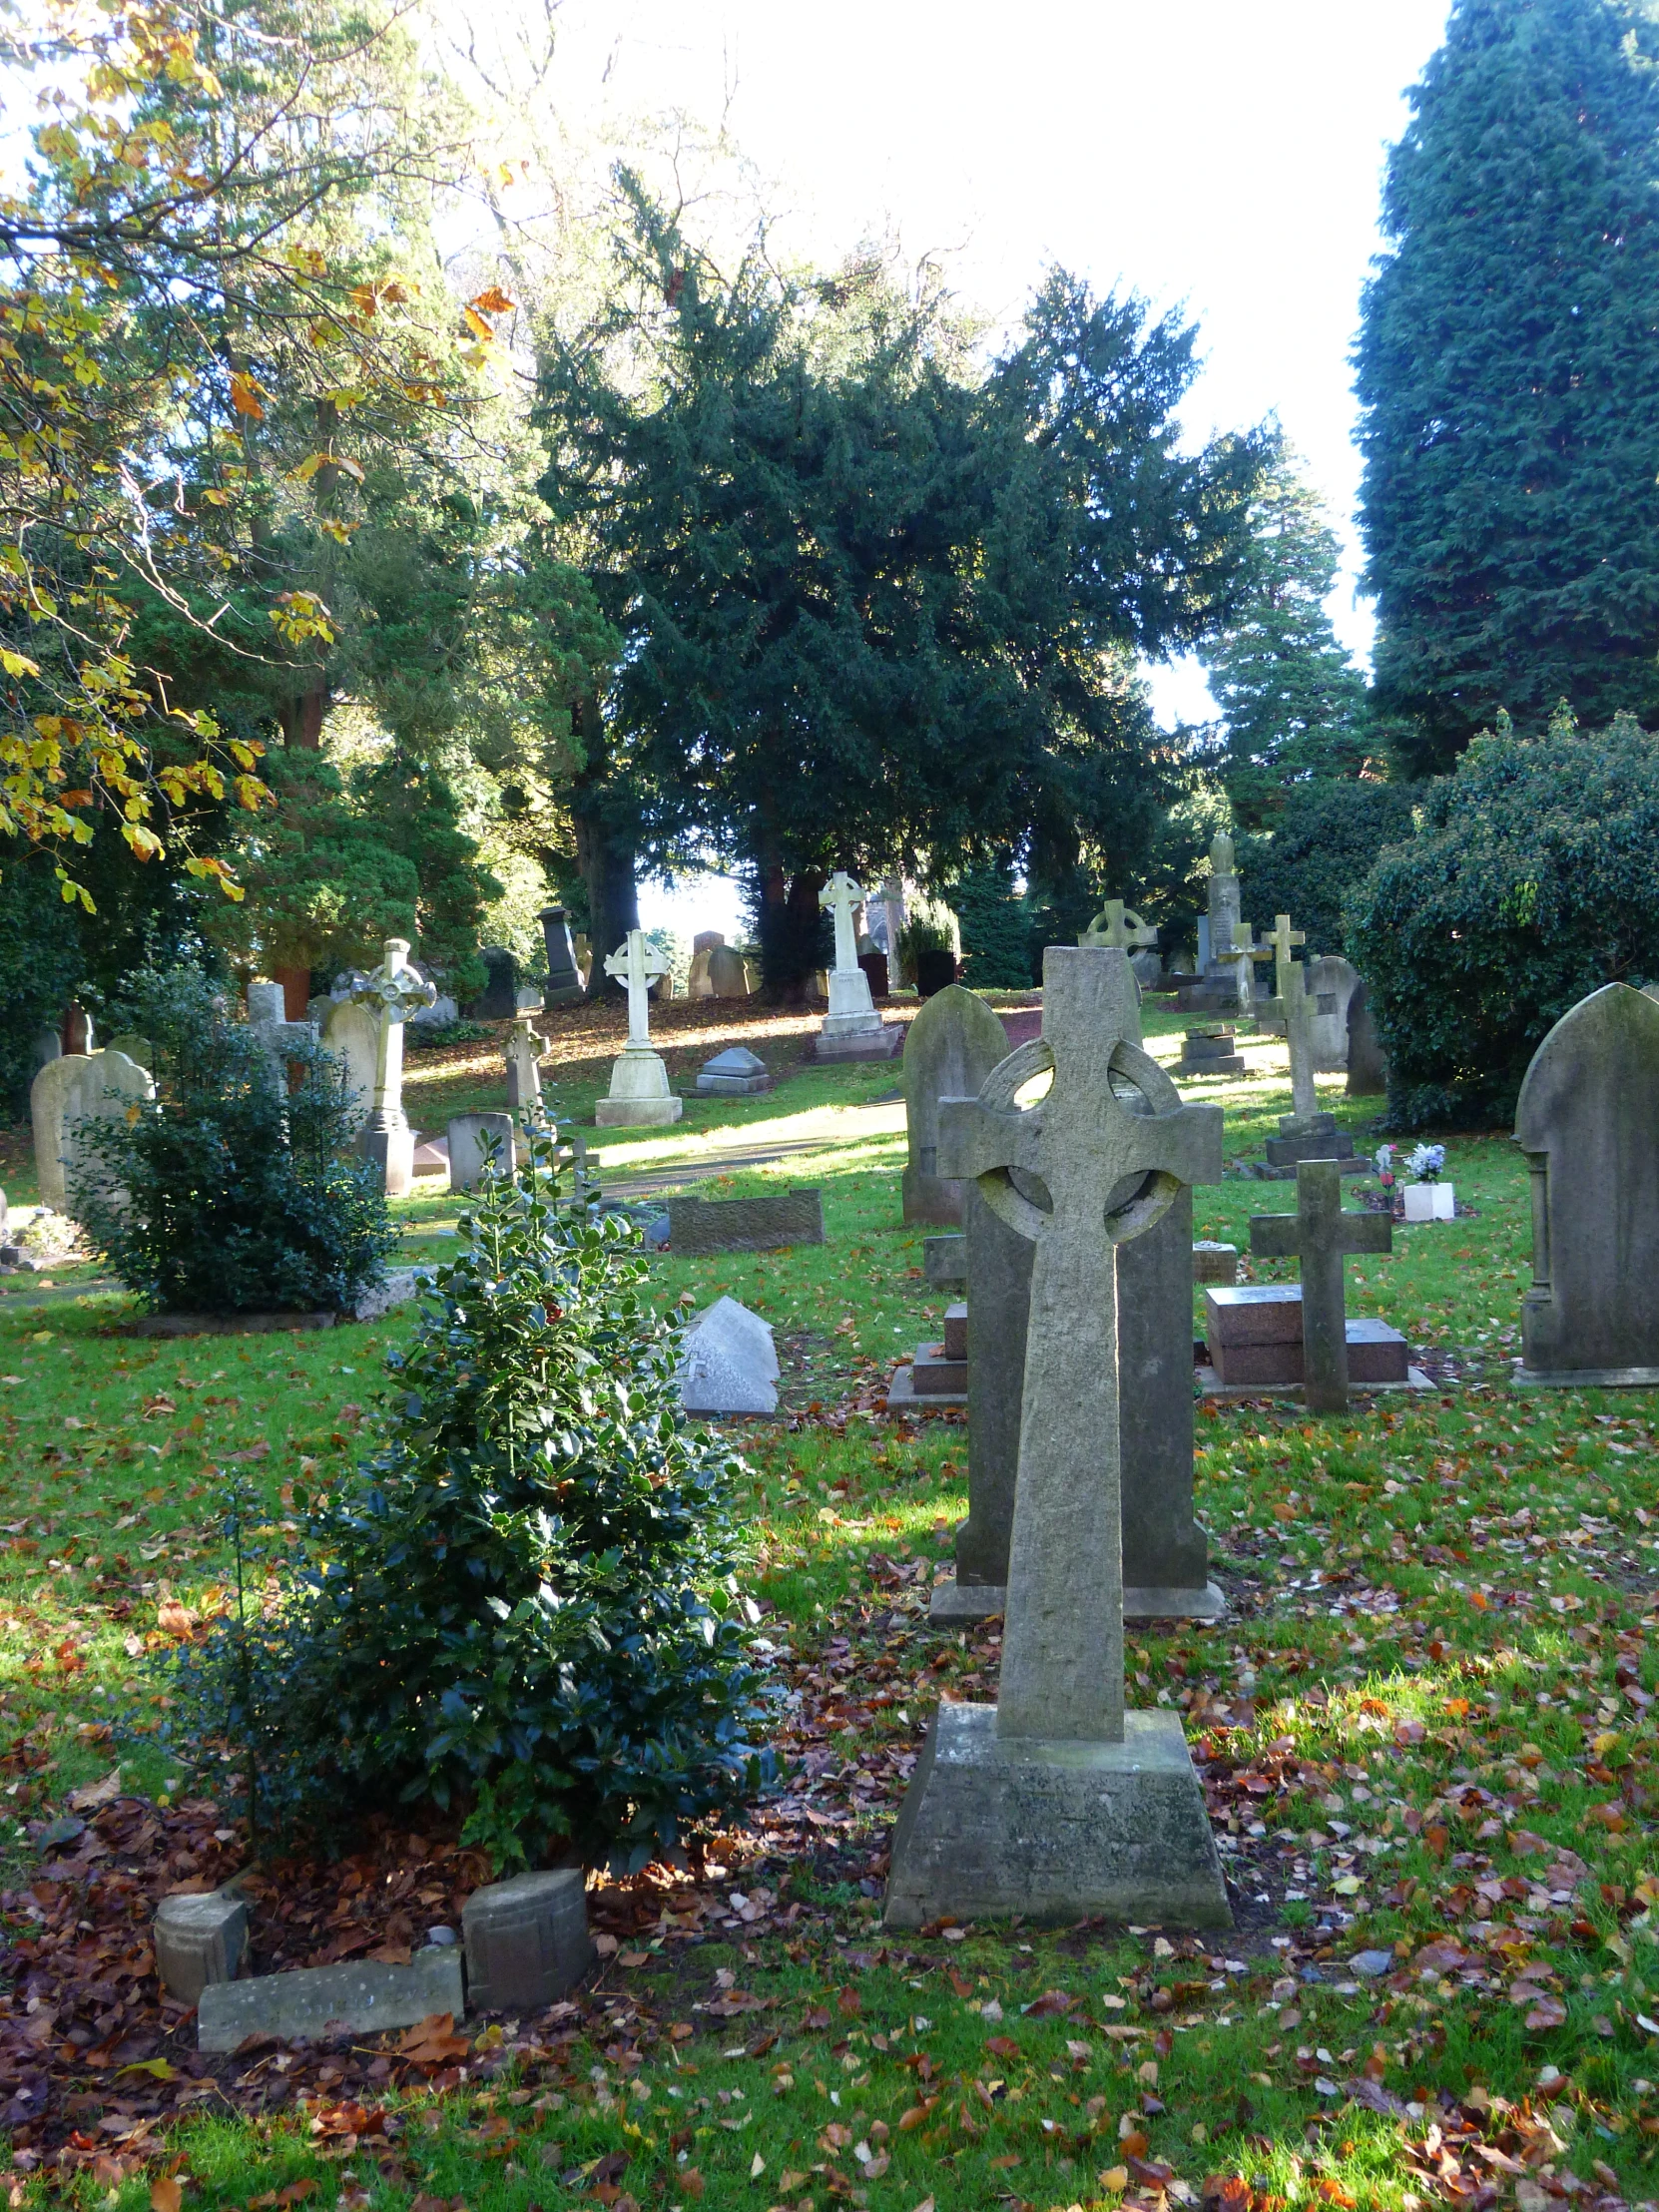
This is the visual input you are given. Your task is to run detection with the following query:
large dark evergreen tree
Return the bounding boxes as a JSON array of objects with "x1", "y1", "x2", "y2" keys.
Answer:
[{"x1": 1356, "y1": 0, "x2": 1659, "y2": 776}]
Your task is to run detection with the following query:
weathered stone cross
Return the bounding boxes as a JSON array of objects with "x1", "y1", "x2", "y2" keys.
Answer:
[
  {"x1": 1219, "y1": 927, "x2": 1273, "y2": 1015},
  {"x1": 603, "y1": 929, "x2": 669, "y2": 1048},
  {"x1": 1080, "y1": 899, "x2": 1158, "y2": 954},
  {"x1": 246, "y1": 981, "x2": 317, "y2": 1099},
  {"x1": 348, "y1": 938, "x2": 436, "y2": 1125},
  {"x1": 1264, "y1": 926, "x2": 1321, "y2": 1128},
  {"x1": 1250, "y1": 1159, "x2": 1392, "y2": 1413},
  {"x1": 1268, "y1": 912, "x2": 1307, "y2": 1004},
  {"x1": 938, "y1": 947, "x2": 1222, "y2": 1741},
  {"x1": 819, "y1": 870, "x2": 865, "y2": 975}
]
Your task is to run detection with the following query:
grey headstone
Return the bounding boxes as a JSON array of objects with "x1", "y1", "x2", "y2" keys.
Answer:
[
  {"x1": 61, "y1": 1050, "x2": 154, "y2": 1220},
  {"x1": 923, "y1": 1233, "x2": 967, "y2": 1287},
  {"x1": 697, "y1": 1045, "x2": 771, "y2": 1096},
  {"x1": 106, "y1": 1031, "x2": 154, "y2": 1071},
  {"x1": 678, "y1": 1296, "x2": 779, "y2": 1414},
  {"x1": 707, "y1": 945, "x2": 751, "y2": 998},
  {"x1": 197, "y1": 1946, "x2": 464, "y2": 2053},
  {"x1": 1193, "y1": 1241, "x2": 1239, "y2": 1286},
  {"x1": 30, "y1": 1053, "x2": 94, "y2": 1210},
  {"x1": 155, "y1": 1891, "x2": 248, "y2": 2005},
  {"x1": 1515, "y1": 982, "x2": 1659, "y2": 1382},
  {"x1": 539, "y1": 907, "x2": 585, "y2": 1005},
  {"x1": 1249, "y1": 1162, "x2": 1393, "y2": 1411},
  {"x1": 462, "y1": 1869, "x2": 592, "y2": 2011},
  {"x1": 448, "y1": 1112, "x2": 514, "y2": 1193},
  {"x1": 321, "y1": 999, "x2": 379, "y2": 1123},
  {"x1": 1306, "y1": 956, "x2": 1360, "y2": 1072},
  {"x1": 30, "y1": 1027, "x2": 62, "y2": 1077},
  {"x1": 901, "y1": 986, "x2": 1010, "y2": 1227},
  {"x1": 409, "y1": 993, "x2": 459, "y2": 1029},
  {"x1": 1346, "y1": 979, "x2": 1388, "y2": 1097},
  {"x1": 665, "y1": 1189, "x2": 824, "y2": 1256}
]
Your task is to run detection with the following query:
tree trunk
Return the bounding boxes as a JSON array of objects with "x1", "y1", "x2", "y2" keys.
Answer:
[{"x1": 569, "y1": 699, "x2": 639, "y2": 992}]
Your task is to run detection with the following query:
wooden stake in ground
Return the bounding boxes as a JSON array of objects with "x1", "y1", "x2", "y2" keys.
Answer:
[{"x1": 1249, "y1": 1158, "x2": 1391, "y2": 1412}]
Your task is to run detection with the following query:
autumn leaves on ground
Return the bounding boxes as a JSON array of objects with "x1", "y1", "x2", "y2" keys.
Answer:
[{"x1": 2, "y1": 1010, "x2": 1658, "y2": 2212}]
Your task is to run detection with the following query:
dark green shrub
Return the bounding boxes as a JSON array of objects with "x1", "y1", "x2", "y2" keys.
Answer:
[
  {"x1": 952, "y1": 858, "x2": 1037, "y2": 987},
  {"x1": 161, "y1": 1131, "x2": 774, "y2": 1873},
  {"x1": 1238, "y1": 778, "x2": 1423, "y2": 956},
  {"x1": 1344, "y1": 712, "x2": 1659, "y2": 1128},
  {"x1": 70, "y1": 965, "x2": 393, "y2": 1314}
]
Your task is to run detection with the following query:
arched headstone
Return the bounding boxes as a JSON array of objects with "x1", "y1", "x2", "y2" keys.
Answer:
[
  {"x1": 708, "y1": 944, "x2": 751, "y2": 998},
  {"x1": 322, "y1": 1000, "x2": 379, "y2": 1124},
  {"x1": 902, "y1": 985, "x2": 1009, "y2": 1226},
  {"x1": 1515, "y1": 982, "x2": 1659, "y2": 1384},
  {"x1": 1306, "y1": 955, "x2": 1360, "y2": 1072},
  {"x1": 61, "y1": 1050, "x2": 155, "y2": 1219},
  {"x1": 31, "y1": 1054, "x2": 93, "y2": 1210}
]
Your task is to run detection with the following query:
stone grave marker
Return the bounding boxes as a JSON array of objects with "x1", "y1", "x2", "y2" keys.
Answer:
[
  {"x1": 31, "y1": 1053, "x2": 94, "y2": 1209},
  {"x1": 51, "y1": 1050, "x2": 155, "y2": 1219},
  {"x1": 901, "y1": 985, "x2": 1010, "y2": 1226},
  {"x1": 1178, "y1": 1022, "x2": 1245, "y2": 1079},
  {"x1": 1079, "y1": 899, "x2": 1158, "y2": 956},
  {"x1": 471, "y1": 946, "x2": 517, "y2": 1018},
  {"x1": 345, "y1": 939, "x2": 437, "y2": 1196},
  {"x1": 884, "y1": 946, "x2": 1230, "y2": 1928},
  {"x1": 708, "y1": 944, "x2": 751, "y2": 997},
  {"x1": 697, "y1": 1045, "x2": 771, "y2": 1096},
  {"x1": 462, "y1": 1870, "x2": 592, "y2": 2010},
  {"x1": 1514, "y1": 981, "x2": 1659, "y2": 1384},
  {"x1": 246, "y1": 980, "x2": 317, "y2": 1099},
  {"x1": 198, "y1": 1946, "x2": 463, "y2": 2053},
  {"x1": 678, "y1": 1296, "x2": 780, "y2": 1414},
  {"x1": 448, "y1": 1112, "x2": 514, "y2": 1193},
  {"x1": 1307, "y1": 954, "x2": 1360, "y2": 1071},
  {"x1": 1257, "y1": 934, "x2": 1358, "y2": 1174},
  {"x1": 814, "y1": 870, "x2": 899, "y2": 1060},
  {"x1": 594, "y1": 930, "x2": 683, "y2": 1126},
  {"x1": 1347, "y1": 979, "x2": 1388, "y2": 1097},
  {"x1": 664, "y1": 1188, "x2": 824, "y2": 1256},
  {"x1": 1246, "y1": 1159, "x2": 1394, "y2": 1410},
  {"x1": 688, "y1": 931, "x2": 723, "y2": 997},
  {"x1": 539, "y1": 905, "x2": 586, "y2": 1005},
  {"x1": 505, "y1": 1017, "x2": 544, "y2": 1111},
  {"x1": 321, "y1": 998, "x2": 380, "y2": 1124}
]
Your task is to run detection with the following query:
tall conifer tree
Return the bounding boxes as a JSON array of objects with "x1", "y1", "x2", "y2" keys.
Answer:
[{"x1": 1356, "y1": 0, "x2": 1659, "y2": 774}]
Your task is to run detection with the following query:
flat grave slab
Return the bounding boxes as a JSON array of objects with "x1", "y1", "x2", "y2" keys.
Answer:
[{"x1": 198, "y1": 1946, "x2": 464, "y2": 2054}]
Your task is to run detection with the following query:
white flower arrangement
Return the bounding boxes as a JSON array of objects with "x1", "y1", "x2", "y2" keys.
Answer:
[{"x1": 1405, "y1": 1143, "x2": 1446, "y2": 1183}]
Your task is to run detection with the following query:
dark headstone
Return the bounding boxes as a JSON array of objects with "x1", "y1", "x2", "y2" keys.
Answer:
[
  {"x1": 539, "y1": 906, "x2": 585, "y2": 1006},
  {"x1": 1515, "y1": 981, "x2": 1659, "y2": 1383},
  {"x1": 1346, "y1": 979, "x2": 1388, "y2": 1097},
  {"x1": 858, "y1": 949, "x2": 889, "y2": 1000},
  {"x1": 470, "y1": 946, "x2": 517, "y2": 1019},
  {"x1": 665, "y1": 1188, "x2": 825, "y2": 1256},
  {"x1": 914, "y1": 946, "x2": 958, "y2": 998}
]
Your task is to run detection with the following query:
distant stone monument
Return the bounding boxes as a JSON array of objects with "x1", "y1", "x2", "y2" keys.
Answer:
[
  {"x1": 321, "y1": 998, "x2": 379, "y2": 1125},
  {"x1": 1306, "y1": 955, "x2": 1361, "y2": 1072},
  {"x1": 346, "y1": 939, "x2": 437, "y2": 1197},
  {"x1": 707, "y1": 944, "x2": 751, "y2": 998},
  {"x1": 1515, "y1": 982, "x2": 1659, "y2": 1385},
  {"x1": 1256, "y1": 918, "x2": 1358, "y2": 1174},
  {"x1": 32, "y1": 1050, "x2": 154, "y2": 1214},
  {"x1": 539, "y1": 907, "x2": 586, "y2": 1006},
  {"x1": 884, "y1": 947, "x2": 1229, "y2": 1929},
  {"x1": 814, "y1": 871, "x2": 899, "y2": 1060},
  {"x1": 594, "y1": 931, "x2": 682, "y2": 1127},
  {"x1": 901, "y1": 986, "x2": 1009, "y2": 1227},
  {"x1": 504, "y1": 1018, "x2": 544, "y2": 1112},
  {"x1": 687, "y1": 933, "x2": 723, "y2": 998},
  {"x1": 1079, "y1": 899, "x2": 1158, "y2": 958}
]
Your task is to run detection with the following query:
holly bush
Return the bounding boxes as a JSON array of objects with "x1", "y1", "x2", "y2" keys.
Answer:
[
  {"x1": 1345, "y1": 711, "x2": 1659, "y2": 1128},
  {"x1": 171, "y1": 1129, "x2": 774, "y2": 1873}
]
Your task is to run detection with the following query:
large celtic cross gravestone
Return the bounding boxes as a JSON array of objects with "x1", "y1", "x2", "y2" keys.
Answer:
[
  {"x1": 595, "y1": 930, "x2": 682, "y2": 1127},
  {"x1": 1080, "y1": 899, "x2": 1158, "y2": 955},
  {"x1": 348, "y1": 939, "x2": 436, "y2": 1196},
  {"x1": 884, "y1": 948, "x2": 1231, "y2": 1928}
]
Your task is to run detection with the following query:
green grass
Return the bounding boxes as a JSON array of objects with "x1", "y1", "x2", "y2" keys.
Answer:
[{"x1": 4, "y1": 1001, "x2": 1659, "y2": 2212}]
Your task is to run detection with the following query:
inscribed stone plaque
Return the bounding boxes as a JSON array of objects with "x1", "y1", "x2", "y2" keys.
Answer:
[
  {"x1": 901, "y1": 986, "x2": 1010, "y2": 1226},
  {"x1": 665, "y1": 1188, "x2": 825, "y2": 1256}
]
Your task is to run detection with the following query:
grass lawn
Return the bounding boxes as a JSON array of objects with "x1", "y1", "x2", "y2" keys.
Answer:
[{"x1": 0, "y1": 991, "x2": 1656, "y2": 2212}]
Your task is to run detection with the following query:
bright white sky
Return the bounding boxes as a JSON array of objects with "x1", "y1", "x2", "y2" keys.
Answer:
[{"x1": 511, "y1": 0, "x2": 1455, "y2": 936}]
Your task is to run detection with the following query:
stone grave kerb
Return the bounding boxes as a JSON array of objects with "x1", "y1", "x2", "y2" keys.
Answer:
[
  {"x1": 937, "y1": 946, "x2": 1222, "y2": 1745},
  {"x1": 1249, "y1": 1158, "x2": 1391, "y2": 1412}
]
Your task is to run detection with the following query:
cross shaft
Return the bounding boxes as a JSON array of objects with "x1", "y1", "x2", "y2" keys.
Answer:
[{"x1": 1250, "y1": 1159, "x2": 1391, "y2": 1411}]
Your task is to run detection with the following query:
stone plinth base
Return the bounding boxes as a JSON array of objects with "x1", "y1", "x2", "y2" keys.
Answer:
[
  {"x1": 697, "y1": 1071, "x2": 772, "y2": 1095},
  {"x1": 1516, "y1": 1365, "x2": 1659, "y2": 1388},
  {"x1": 360, "y1": 1122, "x2": 414, "y2": 1198},
  {"x1": 901, "y1": 1165, "x2": 964, "y2": 1226},
  {"x1": 813, "y1": 1025, "x2": 902, "y2": 1062},
  {"x1": 1265, "y1": 1118, "x2": 1357, "y2": 1170},
  {"x1": 1195, "y1": 1363, "x2": 1433, "y2": 1400},
  {"x1": 885, "y1": 1364, "x2": 965, "y2": 1411},
  {"x1": 883, "y1": 1703, "x2": 1231, "y2": 1930},
  {"x1": 928, "y1": 1575, "x2": 1225, "y2": 1625},
  {"x1": 595, "y1": 1095, "x2": 684, "y2": 1126}
]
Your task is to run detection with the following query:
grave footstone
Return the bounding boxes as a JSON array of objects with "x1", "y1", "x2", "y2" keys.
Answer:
[
  {"x1": 885, "y1": 947, "x2": 1230, "y2": 1928},
  {"x1": 463, "y1": 1870, "x2": 593, "y2": 2011},
  {"x1": 901, "y1": 986, "x2": 1010, "y2": 1226},
  {"x1": 198, "y1": 1946, "x2": 464, "y2": 2054},
  {"x1": 539, "y1": 906, "x2": 586, "y2": 1006},
  {"x1": 678, "y1": 1296, "x2": 780, "y2": 1413},
  {"x1": 1246, "y1": 1160, "x2": 1394, "y2": 1410},
  {"x1": 665, "y1": 1189, "x2": 824, "y2": 1255},
  {"x1": 1346, "y1": 980, "x2": 1388, "y2": 1098},
  {"x1": 594, "y1": 931, "x2": 683, "y2": 1126},
  {"x1": 448, "y1": 1112, "x2": 514, "y2": 1193},
  {"x1": 1514, "y1": 981, "x2": 1659, "y2": 1384},
  {"x1": 697, "y1": 1046, "x2": 771, "y2": 1096},
  {"x1": 155, "y1": 1892, "x2": 249, "y2": 2004}
]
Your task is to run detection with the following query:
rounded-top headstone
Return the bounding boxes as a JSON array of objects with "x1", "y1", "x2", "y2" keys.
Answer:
[{"x1": 902, "y1": 985, "x2": 1010, "y2": 1228}]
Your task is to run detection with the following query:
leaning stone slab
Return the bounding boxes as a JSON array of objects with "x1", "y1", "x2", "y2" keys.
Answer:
[
  {"x1": 155, "y1": 1890, "x2": 248, "y2": 2004},
  {"x1": 463, "y1": 1870, "x2": 593, "y2": 2012},
  {"x1": 197, "y1": 1945, "x2": 464, "y2": 2053},
  {"x1": 679, "y1": 1296, "x2": 779, "y2": 1414},
  {"x1": 883, "y1": 1704, "x2": 1230, "y2": 1929},
  {"x1": 665, "y1": 1189, "x2": 824, "y2": 1256}
]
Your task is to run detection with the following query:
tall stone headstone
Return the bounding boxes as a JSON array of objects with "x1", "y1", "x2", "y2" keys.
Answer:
[
  {"x1": 1346, "y1": 979, "x2": 1388, "y2": 1097},
  {"x1": 901, "y1": 986, "x2": 1009, "y2": 1227},
  {"x1": 884, "y1": 947, "x2": 1229, "y2": 1929},
  {"x1": 1514, "y1": 982, "x2": 1659, "y2": 1385},
  {"x1": 246, "y1": 981, "x2": 317, "y2": 1099},
  {"x1": 707, "y1": 944, "x2": 751, "y2": 998},
  {"x1": 594, "y1": 931, "x2": 682, "y2": 1127},
  {"x1": 688, "y1": 932, "x2": 723, "y2": 998},
  {"x1": 60, "y1": 1050, "x2": 155, "y2": 1220},
  {"x1": 321, "y1": 999, "x2": 380, "y2": 1124},
  {"x1": 345, "y1": 939, "x2": 437, "y2": 1197},
  {"x1": 31, "y1": 1052, "x2": 94, "y2": 1210},
  {"x1": 1258, "y1": 935, "x2": 1357, "y2": 1173},
  {"x1": 539, "y1": 907, "x2": 585, "y2": 1007},
  {"x1": 1307, "y1": 955, "x2": 1361, "y2": 1072},
  {"x1": 505, "y1": 1018, "x2": 544, "y2": 1112},
  {"x1": 1208, "y1": 830, "x2": 1241, "y2": 959}
]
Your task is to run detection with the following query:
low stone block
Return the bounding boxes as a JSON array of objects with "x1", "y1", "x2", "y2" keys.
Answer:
[
  {"x1": 942, "y1": 1303, "x2": 966, "y2": 1360},
  {"x1": 883, "y1": 1704, "x2": 1230, "y2": 1930},
  {"x1": 155, "y1": 1890, "x2": 248, "y2": 2005},
  {"x1": 697, "y1": 1047, "x2": 771, "y2": 1096},
  {"x1": 927, "y1": 1576, "x2": 1226, "y2": 1625},
  {"x1": 665, "y1": 1189, "x2": 824, "y2": 1256},
  {"x1": 1192, "y1": 1242, "x2": 1238, "y2": 1286},
  {"x1": 678, "y1": 1296, "x2": 779, "y2": 1414},
  {"x1": 448, "y1": 1112, "x2": 514, "y2": 1193},
  {"x1": 197, "y1": 1945, "x2": 463, "y2": 2053},
  {"x1": 910, "y1": 1342, "x2": 968, "y2": 1394},
  {"x1": 812, "y1": 1026, "x2": 902, "y2": 1062},
  {"x1": 923, "y1": 1235, "x2": 966, "y2": 1287},
  {"x1": 463, "y1": 1869, "x2": 593, "y2": 2013},
  {"x1": 884, "y1": 1364, "x2": 965, "y2": 1411},
  {"x1": 1265, "y1": 1123, "x2": 1357, "y2": 1169},
  {"x1": 1205, "y1": 1284, "x2": 1304, "y2": 1348},
  {"x1": 1209, "y1": 1316, "x2": 1408, "y2": 1386}
]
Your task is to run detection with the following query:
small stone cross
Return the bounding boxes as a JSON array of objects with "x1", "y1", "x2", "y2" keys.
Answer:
[
  {"x1": 1081, "y1": 899, "x2": 1158, "y2": 954},
  {"x1": 820, "y1": 871, "x2": 865, "y2": 975},
  {"x1": 1219, "y1": 927, "x2": 1273, "y2": 1014},
  {"x1": 246, "y1": 981, "x2": 316, "y2": 1098},
  {"x1": 604, "y1": 928, "x2": 669, "y2": 1047},
  {"x1": 347, "y1": 939, "x2": 436, "y2": 1125},
  {"x1": 1268, "y1": 913, "x2": 1307, "y2": 1005},
  {"x1": 1250, "y1": 1160, "x2": 1391, "y2": 1412},
  {"x1": 938, "y1": 947, "x2": 1222, "y2": 1744}
]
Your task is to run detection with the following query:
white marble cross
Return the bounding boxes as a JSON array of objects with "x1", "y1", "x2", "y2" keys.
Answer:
[
  {"x1": 246, "y1": 982, "x2": 317, "y2": 1098},
  {"x1": 1081, "y1": 899, "x2": 1158, "y2": 953},
  {"x1": 604, "y1": 929, "x2": 669, "y2": 1047},
  {"x1": 348, "y1": 938, "x2": 437, "y2": 1124},
  {"x1": 820, "y1": 871, "x2": 865, "y2": 975},
  {"x1": 937, "y1": 948, "x2": 1222, "y2": 1744}
]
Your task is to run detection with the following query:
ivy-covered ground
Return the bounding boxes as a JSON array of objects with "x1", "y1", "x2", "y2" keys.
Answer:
[{"x1": 0, "y1": 994, "x2": 1655, "y2": 2212}]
